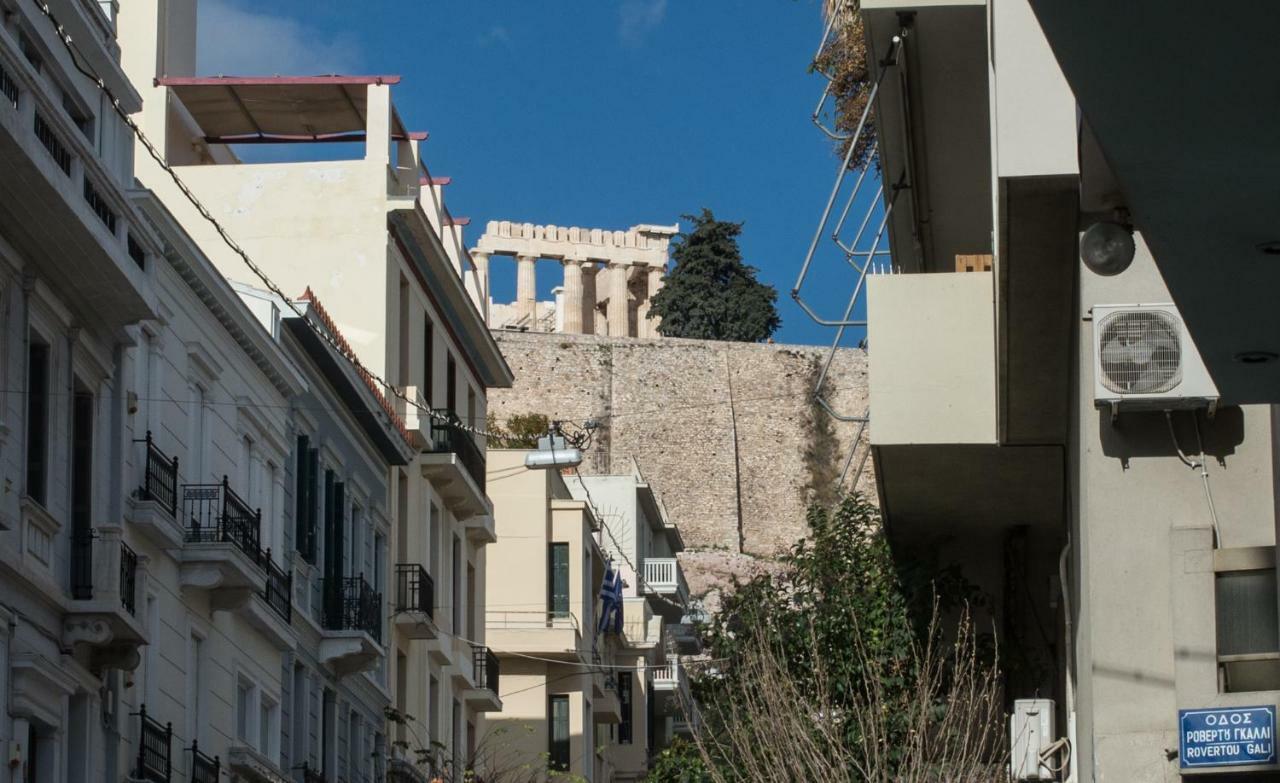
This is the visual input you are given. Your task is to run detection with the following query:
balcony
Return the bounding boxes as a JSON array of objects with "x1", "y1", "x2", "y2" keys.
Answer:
[
  {"x1": 177, "y1": 478, "x2": 267, "y2": 609},
  {"x1": 419, "y1": 410, "x2": 491, "y2": 524},
  {"x1": 227, "y1": 744, "x2": 290, "y2": 782},
  {"x1": 128, "y1": 432, "x2": 183, "y2": 549},
  {"x1": 642, "y1": 558, "x2": 689, "y2": 619},
  {"x1": 320, "y1": 575, "x2": 383, "y2": 676},
  {"x1": 240, "y1": 554, "x2": 295, "y2": 652},
  {"x1": 189, "y1": 742, "x2": 220, "y2": 783},
  {"x1": 485, "y1": 611, "x2": 581, "y2": 658},
  {"x1": 62, "y1": 525, "x2": 148, "y2": 671},
  {"x1": 463, "y1": 644, "x2": 502, "y2": 712},
  {"x1": 650, "y1": 661, "x2": 691, "y2": 716},
  {"x1": 866, "y1": 272, "x2": 1064, "y2": 545},
  {"x1": 0, "y1": 42, "x2": 155, "y2": 330},
  {"x1": 133, "y1": 705, "x2": 172, "y2": 783},
  {"x1": 393, "y1": 563, "x2": 437, "y2": 639}
]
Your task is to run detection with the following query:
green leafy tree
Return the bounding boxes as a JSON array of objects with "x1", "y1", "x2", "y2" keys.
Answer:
[
  {"x1": 486, "y1": 413, "x2": 550, "y2": 449},
  {"x1": 649, "y1": 210, "x2": 781, "y2": 342},
  {"x1": 674, "y1": 495, "x2": 1002, "y2": 781}
]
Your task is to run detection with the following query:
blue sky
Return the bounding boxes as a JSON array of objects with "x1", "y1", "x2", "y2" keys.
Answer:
[{"x1": 196, "y1": 0, "x2": 872, "y2": 348}]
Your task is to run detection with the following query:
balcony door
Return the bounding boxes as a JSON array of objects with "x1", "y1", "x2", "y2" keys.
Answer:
[{"x1": 548, "y1": 543, "x2": 570, "y2": 619}]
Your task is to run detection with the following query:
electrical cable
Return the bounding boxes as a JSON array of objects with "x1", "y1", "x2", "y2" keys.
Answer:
[{"x1": 1165, "y1": 410, "x2": 1222, "y2": 546}]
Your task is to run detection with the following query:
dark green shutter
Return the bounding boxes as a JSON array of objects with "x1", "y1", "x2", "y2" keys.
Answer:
[
  {"x1": 548, "y1": 543, "x2": 570, "y2": 618},
  {"x1": 548, "y1": 694, "x2": 570, "y2": 771},
  {"x1": 294, "y1": 435, "x2": 310, "y2": 557}
]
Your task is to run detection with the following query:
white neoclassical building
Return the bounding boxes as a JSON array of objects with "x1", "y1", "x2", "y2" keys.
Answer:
[{"x1": 474, "y1": 221, "x2": 678, "y2": 338}]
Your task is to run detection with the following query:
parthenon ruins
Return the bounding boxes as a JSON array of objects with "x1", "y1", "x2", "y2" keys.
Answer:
[{"x1": 472, "y1": 220, "x2": 678, "y2": 338}]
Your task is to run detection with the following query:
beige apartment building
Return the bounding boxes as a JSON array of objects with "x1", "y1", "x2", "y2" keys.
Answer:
[
  {"x1": 478, "y1": 452, "x2": 698, "y2": 782},
  {"x1": 831, "y1": 0, "x2": 1280, "y2": 780},
  {"x1": 116, "y1": 2, "x2": 516, "y2": 780},
  {"x1": 481, "y1": 450, "x2": 620, "y2": 781}
]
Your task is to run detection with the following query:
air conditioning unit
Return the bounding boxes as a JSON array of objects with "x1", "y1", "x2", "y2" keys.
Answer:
[{"x1": 1092, "y1": 303, "x2": 1218, "y2": 412}]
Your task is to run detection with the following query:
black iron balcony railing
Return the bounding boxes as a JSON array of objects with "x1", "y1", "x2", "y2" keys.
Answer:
[
  {"x1": 262, "y1": 555, "x2": 292, "y2": 623},
  {"x1": 136, "y1": 432, "x2": 179, "y2": 517},
  {"x1": 69, "y1": 533, "x2": 138, "y2": 615},
  {"x1": 181, "y1": 477, "x2": 263, "y2": 564},
  {"x1": 120, "y1": 541, "x2": 139, "y2": 615},
  {"x1": 189, "y1": 741, "x2": 220, "y2": 783},
  {"x1": 394, "y1": 563, "x2": 434, "y2": 619},
  {"x1": 0, "y1": 61, "x2": 18, "y2": 109},
  {"x1": 71, "y1": 531, "x2": 94, "y2": 600},
  {"x1": 472, "y1": 644, "x2": 500, "y2": 695},
  {"x1": 324, "y1": 574, "x2": 381, "y2": 643},
  {"x1": 134, "y1": 705, "x2": 172, "y2": 783},
  {"x1": 298, "y1": 763, "x2": 326, "y2": 783},
  {"x1": 34, "y1": 111, "x2": 72, "y2": 176},
  {"x1": 427, "y1": 409, "x2": 486, "y2": 492}
]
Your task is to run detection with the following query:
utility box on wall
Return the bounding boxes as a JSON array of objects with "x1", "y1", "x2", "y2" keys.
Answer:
[{"x1": 1010, "y1": 698, "x2": 1055, "y2": 780}]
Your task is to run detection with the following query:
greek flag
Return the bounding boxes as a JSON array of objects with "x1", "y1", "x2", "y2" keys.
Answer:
[{"x1": 598, "y1": 562, "x2": 625, "y2": 635}]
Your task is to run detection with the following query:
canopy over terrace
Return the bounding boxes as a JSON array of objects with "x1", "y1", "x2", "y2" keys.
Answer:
[{"x1": 155, "y1": 75, "x2": 427, "y2": 144}]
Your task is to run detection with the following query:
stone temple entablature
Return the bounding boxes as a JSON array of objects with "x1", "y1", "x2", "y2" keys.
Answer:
[{"x1": 472, "y1": 221, "x2": 679, "y2": 338}]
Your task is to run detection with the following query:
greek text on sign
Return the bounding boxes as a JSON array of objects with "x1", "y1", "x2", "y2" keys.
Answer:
[{"x1": 1179, "y1": 706, "x2": 1277, "y2": 768}]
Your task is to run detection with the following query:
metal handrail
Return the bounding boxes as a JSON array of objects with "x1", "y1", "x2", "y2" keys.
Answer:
[
  {"x1": 136, "y1": 431, "x2": 179, "y2": 517},
  {"x1": 181, "y1": 477, "x2": 263, "y2": 566},
  {"x1": 324, "y1": 574, "x2": 382, "y2": 643},
  {"x1": 426, "y1": 409, "x2": 486, "y2": 492},
  {"x1": 120, "y1": 540, "x2": 139, "y2": 615},
  {"x1": 189, "y1": 741, "x2": 220, "y2": 783},
  {"x1": 471, "y1": 644, "x2": 500, "y2": 694},
  {"x1": 394, "y1": 563, "x2": 434, "y2": 618},
  {"x1": 261, "y1": 555, "x2": 292, "y2": 622},
  {"x1": 134, "y1": 705, "x2": 172, "y2": 783},
  {"x1": 485, "y1": 610, "x2": 580, "y2": 631}
]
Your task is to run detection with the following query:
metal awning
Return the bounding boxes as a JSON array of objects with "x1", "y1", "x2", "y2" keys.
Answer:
[{"x1": 156, "y1": 75, "x2": 425, "y2": 143}]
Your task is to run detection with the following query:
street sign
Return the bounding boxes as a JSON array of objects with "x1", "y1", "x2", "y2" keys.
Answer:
[{"x1": 1180, "y1": 705, "x2": 1277, "y2": 768}]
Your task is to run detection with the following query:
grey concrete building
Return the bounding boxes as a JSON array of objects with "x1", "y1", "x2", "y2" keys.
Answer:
[{"x1": 847, "y1": 0, "x2": 1280, "y2": 780}]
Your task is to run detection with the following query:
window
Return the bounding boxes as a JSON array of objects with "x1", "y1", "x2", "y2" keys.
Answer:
[
  {"x1": 70, "y1": 389, "x2": 94, "y2": 598},
  {"x1": 398, "y1": 276, "x2": 410, "y2": 386},
  {"x1": 187, "y1": 633, "x2": 205, "y2": 752},
  {"x1": 548, "y1": 543, "x2": 570, "y2": 618},
  {"x1": 446, "y1": 355, "x2": 457, "y2": 414},
  {"x1": 548, "y1": 694, "x2": 570, "y2": 771},
  {"x1": 189, "y1": 384, "x2": 207, "y2": 482},
  {"x1": 1217, "y1": 566, "x2": 1280, "y2": 692},
  {"x1": 452, "y1": 536, "x2": 462, "y2": 634},
  {"x1": 236, "y1": 679, "x2": 253, "y2": 742},
  {"x1": 295, "y1": 436, "x2": 313, "y2": 559},
  {"x1": 25, "y1": 341, "x2": 50, "y2": 504},
  {"x1": 618, "y1": 672, "x2": 633, "y2": 744},
  {"x1": 260, "y1": 694, "x2": 278, "y2": 759},
  {"x1": 422, "y1": 315, "x2": 434, "y2": 406}
]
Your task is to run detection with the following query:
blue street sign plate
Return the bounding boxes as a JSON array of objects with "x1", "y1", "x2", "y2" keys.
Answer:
[{"x1": 1180, "y1": 706, "x2": 1277, "y2": 768}]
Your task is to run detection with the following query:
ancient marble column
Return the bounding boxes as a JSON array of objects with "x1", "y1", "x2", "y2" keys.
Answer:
[
  {"x1": 516, "y1": 254, "x2": 538, "y2": 324},
  {"x1": 646, "y1": 266, "x2": 665, "y2": 336},
  {"x1": 469, "y1": 249, "x2": 491, "y2": 323},
  {"x1": 608, "y1": 262, "x2": 631, "y2": 337},
  {"x1": 581, "y1": 264, "x2": 598, "y2": 336},
  {"x1": 561, "y1": 258, "x2": 585, "y2": 334}
]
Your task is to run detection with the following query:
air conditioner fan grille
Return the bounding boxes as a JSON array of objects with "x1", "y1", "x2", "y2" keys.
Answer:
[{"x1": 1098, "y1": 310, "x2": 1182, "y2": 395}]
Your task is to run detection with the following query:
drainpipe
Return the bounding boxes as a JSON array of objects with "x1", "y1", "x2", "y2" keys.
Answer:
[{"x1": 1059, "y1": 536, "x2": 1077, "y2": 783}]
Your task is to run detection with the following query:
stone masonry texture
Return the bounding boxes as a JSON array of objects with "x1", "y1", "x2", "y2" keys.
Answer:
[{"x1": 488, "y1": 331, "x2": 873, "y2": 565}]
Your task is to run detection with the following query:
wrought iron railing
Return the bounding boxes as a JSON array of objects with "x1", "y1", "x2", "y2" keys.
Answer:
[
  {"x1": 83, "y1": 177, "x2": 117, "y2": 232},
  {"x1": 298, "y1": 763, "x2": 326, "y2": 783},
  {"x1": 137, "y1": 432, "x2": 178, "y2": 517},
  {"x1": 0, "y1": 61, "x2": 18, "y2": 109},
  {"x1": 120, "y1": 541, "x2": 139, "y2": 615},
  {"x1": 324, "y1": 574, "x2": 381, "y2": 643},
  {"x1": 471, "y1": 644, "x2": 500, "y2": 695},
  {"x1": 33, "y1": 111, "x2": 72, "y2": 175},
  {"x1": 181, "y1": 477, "x2": 263, "y2": 565},
  {"x1": 394, "y1": 563, "x2": 433, "y2": 619},
  {"x1": 261, "y1": 555, "x2": 292, "y2": 623},
  {"x1": 189, "y1": 741, "x2": 220, "y2": 783},
  {"x1": 427, "y1": 409, "x2": 486, "y2": 492},
  {"x1": 134, "y1": 705, "x2": 172, "y2": 783},
  {"x1": 71, "y1": 531, "x2": 94, "y2": 600}
]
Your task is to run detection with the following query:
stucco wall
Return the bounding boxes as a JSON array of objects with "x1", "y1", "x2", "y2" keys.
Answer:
[{"x1": 486, "y1": 332, "x2": 872, "y2": 561}]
